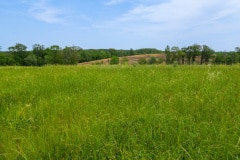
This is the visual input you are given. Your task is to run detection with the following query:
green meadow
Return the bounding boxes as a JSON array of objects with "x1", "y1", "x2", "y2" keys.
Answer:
[{"x1": 0, "y1": 65, "x2": 240, "y2": 159}]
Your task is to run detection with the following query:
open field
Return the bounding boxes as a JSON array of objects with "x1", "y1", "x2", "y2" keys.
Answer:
[{"x1": 0, "y1": 65, "x2": 240, "y2": 159}]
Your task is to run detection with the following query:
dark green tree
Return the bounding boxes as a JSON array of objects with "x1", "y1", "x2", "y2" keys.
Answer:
[
  {"x1": 165, "y1": 45, "x2": 171, "y2": 64},
  {"x1": 171, "y1": 46, "x2": 180, "y2": 63},
  {"x1": 178, "y1": 50, "x2": 186, "y2": 64},
  {"x1": 0, "y1": 53, "x2": 16, "y2": 65},
  {"x1": 109, "y1": 48, "x2": 118, "y2": 57},
  {"x1": 191, "y1": 44, "x2": 202, "y2": 64},
  {"x1": 201, "y1": 45, "x2": 214, "y2": 64},
  {"x1": 100, "y1": 50, "x2": 111, "y2": 59},
  {"x1": 110, "y1": 56, "x2": 119, "y2": 65},
  {"x1": 0, "y1": 53, "x2": 6, "y2": 65},
  {"x1": 62, "y1": 46, "x2": 80, "y2": 64},
  {"x1": 129, "y1": 48, "x2": 135, "y2": 55},
  {"x1": 235, "y1": 47, "x2": 240, "y2": 63},
  {"x1": 8, "y1": 43, "x2": 28, "y2": 65},
  {"x1": 24, "y1": 53, "x2": 37, "y2": 66},
  {"x1": 184, "y1": 44, "x2": 201, "y2": 64},
  {"x1": 32, "y1": 44, "x2": 46, "y2": 66},
  {"x1": 213, "y1": 53, "x2": 224, "y2": 64},
  {"x1": 185, "y1": 46, "x2": 191, "y2": 64},
  {"x1": 45, "y1": 45, "x2": 63, "y2": 64}
]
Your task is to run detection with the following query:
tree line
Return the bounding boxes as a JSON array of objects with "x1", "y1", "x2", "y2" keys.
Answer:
[
  {"x1": 0, "y1": 43, "x2": 162, "y2": 66},
  {"x1": 165, "y1": 44, "x2": 240, "y2": 65},
  {"x1": 0, "y1": 43, "x2": 239, "y2": 66}
]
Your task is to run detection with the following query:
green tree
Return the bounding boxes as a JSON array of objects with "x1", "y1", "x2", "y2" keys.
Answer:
[
  {"x1": 110, "y1": 56, "x2": 119, "y2": 65},
  {"x1": 184, "y1": 44, "x2": 201, "y2": 64},
  {"x1": 129, "y1": 48, "x2": 134, "y2": 55},
  {"x1": 45, "y1": 45, "x2": 63, "y2": 64},
  {"x1": 0, "y1": 53, "x2": 16, "y2": 65},
  {"x1": 201, "y1": 45, "x2": 214, "y2": 64},
  {"x1": 24, "y1": 53, "x2": 37, "y2": 66},
  {"x1": 62, "y1": 46, "x2": 80, "y2": 64},
  {"x1": 226, "y1": 52, "x2": 239, "y2": 65},
  {"x1": 8, "y1": 43, "x2": 28, "y2": 65},
  {"x1": 135, "y1": 48, "x2": 160, "y2": 54},
  {"x1": 32, "y1": 44, "x2": 46, "y2": 66},
  {"x1": 79, "y1": 50, "x2": 92, "y2": 62},
  {"x1": 171, "y1": 46, "x2": 180, "y2": 63},
  {"x1": 191, "y1": 44, "x2": 202, "y2": 64},
  {"x1": 235, "y1": 47, "x2": 240, "y2": 63},
  {"x1": 100, "y1": 50, "x2": 110, "y2": 59},
  {"x1": 165, "y1": 45, "x2": 171, "y2": 64},
  {"x1": 109, "y1": 48, "x2": 117, "y2": 57},
  {"x1": 0, "y1": 53, "x2": 6, "y2": 65},
  {"x1": 213, "y1": 53, "x2": 224, "y2": 64},
  {"x1": 178, "y1": 50, "x2": 186, "y2": 64},
  {"x1": 182, "y1": 47, "x2": 190, "y2": 64}
]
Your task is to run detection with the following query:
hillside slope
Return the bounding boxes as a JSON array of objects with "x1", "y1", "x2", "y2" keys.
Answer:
[{"x1": 78, "y1": 54, "x2": 166, "y2": 65}]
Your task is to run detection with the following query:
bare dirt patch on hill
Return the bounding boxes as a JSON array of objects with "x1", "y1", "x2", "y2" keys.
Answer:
[{"x1": 78, "y1": 54, "x2": 166, "y2": 65}]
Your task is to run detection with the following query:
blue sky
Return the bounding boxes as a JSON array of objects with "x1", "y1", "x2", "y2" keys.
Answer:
[{"x1": 0, "y1": 0, "x2": 239, "y2": 51}]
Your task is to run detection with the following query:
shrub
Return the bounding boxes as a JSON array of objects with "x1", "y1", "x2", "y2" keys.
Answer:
[
  {"x1": 138, "y1": 57, "x2": 147, "y2": 65},
  {"x1": 110, "y1": 56, "x2": 119, "y2": 65},
  {"x1": 158, "y1": 58, "x2": 164, "y2": 64},
  {"x1": 147, "y1": 57, "x2": 157, "y2": 64}
]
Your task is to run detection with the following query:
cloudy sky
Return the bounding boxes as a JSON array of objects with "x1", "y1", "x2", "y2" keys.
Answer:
[{"x1": 0, "y1": 0, "x2": 239, "y2": 51}]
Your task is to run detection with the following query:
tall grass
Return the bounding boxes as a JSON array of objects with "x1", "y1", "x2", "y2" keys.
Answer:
[{"x1": 0, "y1": 65, "x2": 240, "y2": 159}]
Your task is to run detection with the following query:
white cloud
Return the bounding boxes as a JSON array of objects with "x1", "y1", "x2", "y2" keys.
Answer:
[
  {"x1": 111, "y1": 0, "x2": 240, "y2": 34},
  {"x1": 28, "y1": 0, "x2": 64, "y2": 24},
  {"x1": 105, "y1": 0, "x2": 129, "y2": 5},
  {"x1": 97, "y1": 0, "x2": 240, "y2": 50},
  {"x1": 121, "y1": 1, "x2": 212, "y2": 25}
]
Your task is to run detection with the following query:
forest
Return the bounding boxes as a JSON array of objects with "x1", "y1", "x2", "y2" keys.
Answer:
[{"x1": 0, "y1": 43, "x2": 240, "y2": 66}]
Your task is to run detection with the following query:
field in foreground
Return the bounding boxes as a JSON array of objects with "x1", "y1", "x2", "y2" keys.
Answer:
[{"x1": 0, "y1": 65, "x2": 240, "y2": 159}]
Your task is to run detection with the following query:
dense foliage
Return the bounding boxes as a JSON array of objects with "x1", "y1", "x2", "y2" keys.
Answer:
[
  {"x1": 0, "y1": 44, "x2": 162, "y2": 66},
  {"x1": 0, "y1": 43, "x2": 240, "y2": 66},
  {"x1": 165, "y1": 44, "x2": 240, "y2": 65}
]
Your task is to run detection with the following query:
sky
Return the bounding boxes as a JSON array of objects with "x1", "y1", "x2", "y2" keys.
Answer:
[{"x1": 0, "y1": 0, "x2": 240, "y2": 51}]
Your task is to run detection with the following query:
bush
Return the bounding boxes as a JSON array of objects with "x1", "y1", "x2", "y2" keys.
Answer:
[
  {"x1": 138, "y1": 57, "x2": 147, "y2": 65},
  {"x1": 110, "y1": 56, "x2": 119, "y2": 65},
  {"x1": 147, "y1": 57, "x2": 157, "y2": 64},
  {"x1": 158, "y1": 58, "x2": 164, "y2": 64}
]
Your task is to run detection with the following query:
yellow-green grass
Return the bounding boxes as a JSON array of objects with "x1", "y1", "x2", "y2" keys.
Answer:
[{"x1": 0, "y1": 65, "x2": 240, "y2": 159}]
